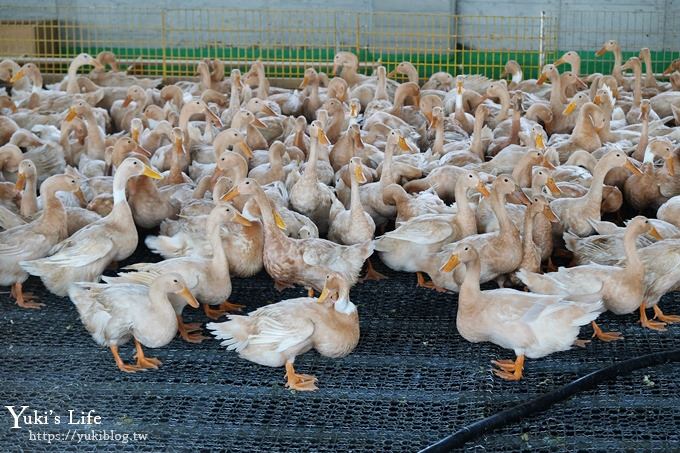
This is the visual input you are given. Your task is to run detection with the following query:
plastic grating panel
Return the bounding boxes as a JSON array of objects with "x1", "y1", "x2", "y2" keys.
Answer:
[{"x1": 2, "y1": 237, "x2": 680, "y2": 452}]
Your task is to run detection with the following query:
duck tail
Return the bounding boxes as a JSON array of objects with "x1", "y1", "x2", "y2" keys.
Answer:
[
  {"x1": 144, "y1": 234, "x2": 187, "y2": 258},
  {"x1": 515, "y1": 268, "x2": 564, "y2": 294},
  {"x1": 206, "y1": 316, "x2": 251, "y2": 352}
]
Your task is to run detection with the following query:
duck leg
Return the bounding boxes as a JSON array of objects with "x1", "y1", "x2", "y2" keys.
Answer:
[
  {"x1": 203, "y1": 301, "x2": 244, "y2": 320},
  {"x1": 110, "y1": 345, "x2": 140, "y2": 373},
  {"x1": 176, "y1": 315, "x2": 209, "y2": 343},
  {"x1": 416, "y1": 272, "x2": 448, "y2": 293},
  {"x1": 133, "y1": 338, "x2": 162, "y2": 370},
  {"x1": 284, "y1": 360, "x2": 318, "y2": 391},
  {"x1": 639, "y1": 305, "x2": 667, "y2": 331},
  {"x1": 274, "y1": 280, "x2": 295, "y2": 291},
  {"x1": 361, "y1": 259, "x2": 387, "y2": 282},
  {"x1": 652, "y1": 305, "x2": 680, "y2": 324},
  {"x1": 591, "y1": 321, "x2": 624, "y2": 341},
  {"x1": 492, "y1": 355, "x2": 525, "y2": 381},
  {"x1": 307, "y1": 288, "x2": 315, "y2": 297},
  {"x1": 11, "y1": 282, "x2": 43, "y2": 309}
]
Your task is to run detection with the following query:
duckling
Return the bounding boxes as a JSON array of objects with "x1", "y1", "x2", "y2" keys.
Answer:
[
  {"x1": 208, "y1": 274, "x2": 359, "y2": 391},
  {"x1": 68, "y1": 273, "x2": 199, "y2": 372}
]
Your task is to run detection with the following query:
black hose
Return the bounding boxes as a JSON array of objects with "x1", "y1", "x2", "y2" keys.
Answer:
[{"x1": 420, "y1": 349, "x2": 680, "y2": 453}]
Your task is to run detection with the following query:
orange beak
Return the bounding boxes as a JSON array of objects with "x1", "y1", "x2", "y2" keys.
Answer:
[
  {"x1": 666, "y1": 157, "x2": 675, "y2": 176},
  {"x1": 542, "y1": 157, "x2": 556, "y2": 170},
  {"x1": 250, "y1": 116, "x2": 267, "y2": 129},
  {"x1": 15, "y1": 173, "x2": 26, "y2": 190},
  {"x1": 514, "y1": 189, "x2": 532, "y2": 206},
  {"x1": 233, "y1": 212, "x2": 252, "y2": 227},
  {"x1": 543, "y1": 205, "x2": 559, "y2": 222},
  {"x1": 317, "y1": 128, "x2": 330, "y2": 145},
  {"x1": 262, "y1": 104, "x2": 277, "y2": 116},
  {"x1": 625, "y1": 159, "x2": 643, "y2": 176},
  {"x1": 440, "y1": 254, "x2": 460, "y2": 273},
  {"x1": 221, "y1": 187, "x2": 239, "y2": 202},
  {"x1": 179, "y1": 286, "x2": 200, "y2": 308},
  {"x1": 239, "y1": 141, "x2": 254, "y2": 158},
  {"x1": 546, "y1": 177, "x2": 562, "y2": 196},
  {"x1": 536, "y1": 73, "x2": 548, "y2": 85},
  {"x1": 595, "y1": 46, "x2": 607, "y2": 57},
  {"x1": 648, "y1": 226, "x2": 662, "y2": 240},
  {"x1": 476, "y1": 181, "x2": 490, "y2": 198},
  {"x1": 122, "y1": 95, "x2": 133, "y2": 107},
  {"x1": 65, "y1": 107, "x2": 77, "y2": 122},
  {"x1": 74, "y1": 188, "x2": 88, "y2": 207}
]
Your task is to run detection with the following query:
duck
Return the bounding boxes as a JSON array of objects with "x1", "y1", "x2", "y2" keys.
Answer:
[
  {"x1": 374, "y1": 170, "x2": 489, "y2": 279},
  {"x1": 518, "y1": 217, "x2": 662, "y2": 337},
  {"x1": 0, "y1": 173, "x2": 83, "y2": 308},
  {"x1": 20, "y1": 158, "x2": 162, "y2": 296},
  {"x1": 222, "y1": 178, "x2": 373, "y2": 294},
  {"x1": 550, "y1": 150, "x2": 642, "y2": 236},
  {"x1": 624, "y1": 138, "x2": 677, "y2": 212},
  {"x1": 289, "y1": 122, "x2": 336, "y2": 235},
  {"x1": 442, "y1": 243, "x2": 602, "y2": 380},
  {"x1": 68, "y1": 273, "x2": 199, "y2": 372},
  {"x1": 207, "y1": 273, "x2": 359, "y2": 391},
  {"x1": 103, "y1": 204, "x2": 250, "y2": 342}
]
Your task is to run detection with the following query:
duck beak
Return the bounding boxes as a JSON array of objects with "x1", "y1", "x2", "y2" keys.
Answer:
[
  {"x1": 274, "y1": 209, "x2": 287, "y2": 230},
  {"x1": 625, "y1": 158, "x2": 643, "y2": 176},
  {"x1": 354, "y1": 164, "x2": 367, "y2": 184},
  {"x1": 536, "y1": 73, "x2": 548, "y2": 85},
  {"x1": 514, "y1": 189, "x2": 532, "y2": 206},
  {"x1": 553, "y1": 57, "x2": 566, "y2": 66},
  {"x1": 535, "y1": 134, "x2": 545, "y2": 150},
  {"x1": 576, "y1": 77, "x2": 587, "y2": 89},
  {"x1": 387, "y1": 69, "x2": 397, "y2": 78},
  {"x1": 299, "y1": 74, "x2": 310, "y2": 89},
  {"x1": 593, "y1": 95, "x2": 602, "y2": 105},
  {"x1": 546, "y1": 177, "x2": 562, "y2": 195},
  {"x1": 136, "y1": 142, "x2": 152, "y2": 157},
  {"x1": 262, "y1": 104, "x2": 277, "y2": 116},
  {"x1": 543, "y1": 205, "x2": 559, "y2": 222},
  {"x1": 15, "y1": 173, "x2": 26, "y2": 190},
  {"x1": 74, "y1": 188, "x2": 88, "y2": 207},
  {"x1": 542, "y1": 157, "x2": 556, "y2": 170},
  {"x1": 440, "y1": 254, "x2": 460, "y2": 272},
  {"x1": 234, "y1": 212, "x2": 252, "y2": 227},
  {"x1": 142, "y1": 165, "x2": 162, "y2": 179},
  {"x1": 8, "y1": 100, "x2": 17, "y2": 113},
  {"x1": 65, "y1": 107, "x2": 77, "y2": 122},
  {"x1": 179, "y1": 286, "x2": 200, "y2": 308},
  {"x1": 476, "y1": 181, "x2": 490, "y2": 198},
  {"x1": 317, "y1": 283, "x2": 331, "y2": 304},
  {"x1": 332, "y1": 62, "x2": 341, "y2": 77},
  {"x1": 648, "y1": 226, "x2": 663, "y2": 240},
  {"x1": 251, "y1": 116, "x2": 267, "y2": 129},
  {"x1": 666, "y1": 157, "x2": 675, "y2": 176},
  {"x1": 131, "y1": 128, "x2": 140, "y2": 143},
  {"x1": 456, "y1": 81, "x2": 463, "y2": 95},
  {"x1": 562, "y1": 101, "x2": 577, "y2": 116},
  {"x1": 353, "y1": 131, "x2": 365, "y2": 149},
  {"x1": 221, "y1": 187, "x2": 240, "y2": 202},
  {"x1": 122, "y1": 95, "x2": 133, "y2": 107},
  {"x1": 397, "y1": 135, "x2": 410, "y2": 151},
  {"x1": 205, "y1": 108, "x2": 224, "y2": 128},
  {"x1": 595, "y1": 46, "x2": 607, "y2": 57},
  {"x1": 350, "y1": 103, "x2": 359, "y2": 118},
  {"x1": 317, "y1": 128, "x2": 330, "y2": 145},
  {"x1": 239, "y1": 140, "x2": 254, "y2": 158},
  {"x1": 9, "y1": 69, "x2": 25, "y2": 84},
  {"x1": 424, "y1": 111, "x2": 434, "y2": 127},
  {"x1": 663, "y1": 64, "x2": 674, "y2": 76}
]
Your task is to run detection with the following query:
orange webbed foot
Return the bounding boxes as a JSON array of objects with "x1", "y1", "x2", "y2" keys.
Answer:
[
  {"x1": 491, "y1": 355, "x2": 524, "y2": 381},
  {"x1": 572, "y1": 339, "x2": 591, "y2": 348},
  {"x1": 360, "y1": 259, "x2": 387, "y2": 282},
  {"x1": 653, "y1": 306, "x2": 680, "y2": 324},
  {"x1": 284, "y1": 361, "x2": 318, "y2": 391},
  {"x1": 176, "y1": 315, "x2": 209, "y2": 343},
  {"x1": 639, "y1": 306, "x2": 667, "y2": 332},
  {"x1": 203, "y1": 301, "x2": 244, "y2": 320},
  {"x1": 591, "y1": 321, "x2": 624, "y2": 341},
  {"x1": 11, "y1": 283, "x2": 44, "y2": 309}
]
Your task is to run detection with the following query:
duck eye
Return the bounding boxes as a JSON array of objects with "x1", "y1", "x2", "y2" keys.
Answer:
[
  {"x1": 245, "y1": 181, "x2": 250, "y2": 185},
  {"x1": 504, "y1": 178, "x2": 509, "y2": 182},
  {"x1": 173, "y1": 279, "x2": 178, "y2": 283},
  {"x1": 468, "y1": 174, "x2": 473, "y2": 178},
  {"x1": 464, "y1": 247, "x2": 469, "y2": 251}
]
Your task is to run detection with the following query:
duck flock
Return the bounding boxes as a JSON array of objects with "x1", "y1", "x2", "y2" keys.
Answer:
[{"x1": 1, "y1": 43, "x2": 680, "y2": 388}]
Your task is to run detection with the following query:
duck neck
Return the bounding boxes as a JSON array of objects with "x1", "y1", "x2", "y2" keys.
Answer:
[
  {"x1": 469, "y1": 113, "x2": 486, "y2": 160},
  {"x1": 20, "y1": 176, "x2": 38, "y2": 217},
  {"x1": 585, "y1": 158, "x2": 610, "y2": 210},
  {"x1": 454, "y1": 181, "x2": 476, "y2": 238},
  {"x1": 326, "y1": 111, "x2": 343, "y2": 142},
  {"x1": 254, "y1": 190, "x2": 284, "y2": 240},
  {"x1": 66, "y1": 61, "x2": 82, "y2": 94},
  {"x1": 571, "y1": 58, "x2": 581, "y2": 77},
  {"x1": 168, "y1": 143, "x2": 184, "y2": 184},
  {"x1": 548, "y1": 73, "x2": 563, "y2": 111},
  {"x1": 633, "y1": 117, "x2": 649, "y2": 161},
  {"x1": 34, "y1": 184, "x2": 67, "y2": 237},
  {"x1": 496, "y1": 88, "x2": 511, "y2": 121},
  {"x1": 573, "y1": 106, "x2": 600, "y2": 145},
  {"x1": 522, "y1": 209, "x2": 537, "y2": 258},
  {"x1": 460, "y1": 255, "x2": 482, "y2": 300},
  {"x1": 490, "y1": 189, "x2": 513, "y2": 234},
  {"x1": 269, "y1": 146, "x2": 283, "y2": 172},
  {"x1": 379, "y1": 142, "x2": 395, "y2": 186},
  {"x1": 375, "y1": 70, "x2": 388, "y2": 101},
  {"x1": 82, "y1": 111, "x2": 106, "y2": 159},
  {"x1": 512, "y1": 69, "x2": 523, "y2": 84},
  {"x1": 207, "y1": 217, "x2": 228, "y2": 274},
  {"x1": 432, "y1": 119, "x2": 444, "y2": 155},
  {"x1": 192, "y1": 176, "x2": 212, "y2": 199},
  {"x1": 508, "y1": 107, "x2": 521, "y2": 146},
  {"x1": 349, "y1": 170, "x2": 365, "y2": 219},
  {"x1": 622, "y1": 227, "x2": 643, "y2": 274},
  {"x1": 632, "y1": 64, "x2": 642, "y2": 106},
  {"x1": 642, "y1": 54, "x2": 655, "y2": 85},
  {"x1": 228, "y1": 83, "x2": 240, "y2": 125},
  {"x1": 303, "y1": 138, "x2": 320, "y2": 182},
  {"x1": 405, "y1": 65, "x2": 419, "y2": 84},
  {"x1": 257, "y1": 69, "x2": 269, "y2": 98}
]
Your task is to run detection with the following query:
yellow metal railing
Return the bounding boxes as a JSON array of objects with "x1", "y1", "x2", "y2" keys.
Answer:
[{"x1": 0, "y1": 5, "x2": 557, "y2": 80}]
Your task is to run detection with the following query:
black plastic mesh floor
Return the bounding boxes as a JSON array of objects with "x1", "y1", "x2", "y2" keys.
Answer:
[{"x1": 2, "y1": 241, "x2": 680, "y2": 451}]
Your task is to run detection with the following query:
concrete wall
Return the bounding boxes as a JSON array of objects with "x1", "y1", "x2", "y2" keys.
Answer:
[{"x1": 1, "y1": 0, "x2": 678, "y2": 52}]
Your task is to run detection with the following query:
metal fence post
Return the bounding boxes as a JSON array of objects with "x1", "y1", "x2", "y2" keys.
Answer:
[
  {"x1": 355, "y1": 14, "x2": 360, "y2": 58},
  {"x1": 161, "y1": 9, "x2": 167, "y2": 80},
  {"x1": 538, "y1": 10, "x2": 546, "y2": 69}
]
